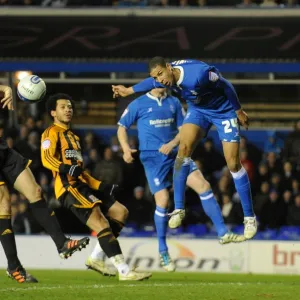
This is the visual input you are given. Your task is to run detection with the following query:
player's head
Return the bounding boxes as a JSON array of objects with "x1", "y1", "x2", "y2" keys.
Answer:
[
  {"x1": 47, "y1": 93, "x2": 74, "y2": 125},
  {"x1": 149, "y1": 56, "x2": 174, "y2": 86}
]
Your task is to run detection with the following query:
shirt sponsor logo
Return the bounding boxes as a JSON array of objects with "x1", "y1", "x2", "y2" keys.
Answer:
[
  {"x1": 65, "y1": 149, "x2": 83, "y2": 161},
  {"x1": 149, "y1": 118, "x2": 174, "y2": 127}
]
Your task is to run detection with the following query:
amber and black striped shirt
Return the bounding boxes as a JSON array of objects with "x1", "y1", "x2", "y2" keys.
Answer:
[{"x1": 41, "y1": 123, "x2": 101, "y2": 198}]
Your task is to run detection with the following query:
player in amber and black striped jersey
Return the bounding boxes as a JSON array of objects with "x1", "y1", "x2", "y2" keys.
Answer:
[{"x1": 41, "y1": 93, "x2": 151, "y2": 281}]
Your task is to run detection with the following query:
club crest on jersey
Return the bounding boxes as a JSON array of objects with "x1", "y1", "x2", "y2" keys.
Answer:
[
  {"x1": 209, "y1": 71, "x2": 219, "y2": 82},
  {"x1": 42, "y1": 139, "x2": 51, "y2": 150},
  {"x1": 170, "y1": 105, "x2": 175, "y2": 113}
]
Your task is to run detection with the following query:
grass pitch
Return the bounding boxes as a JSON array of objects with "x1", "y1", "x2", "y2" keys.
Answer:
[{"x1": 0, "y1": 270, "x2": 299, "y2": 300}]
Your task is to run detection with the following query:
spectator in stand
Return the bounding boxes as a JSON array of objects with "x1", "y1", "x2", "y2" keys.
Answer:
[
  {"x1": 221, "y1": 193, "x2": 243, "y2": 225},
  {"x1": 194, "y1": 138, "x2": 225, "y2": 175},
  {"x1": 282, "y1": 161, "x2": 296, "y2": 190},
  {"x1": 93, "y1": 146, "x2": 123, "y2": 186},
  {"x1": 127, "y1": 186, "x2": 154, "y2": 228},
  {"x1": 264, "y1": 131, "x2": 283, "y2": 156},
  {"x1": 260, "y1": 190, "x2": 287, "y2": 230},
  {"x1": 253, "y1": 181, "x2": 270, "y2": 217},
  {"x1": 240, "y1": 149, "x2": 255, "y2": 183},
  {"x1": 240, "y1": 136, "x2": 262, "y2": 166},
  {"x1": 283, "y1": 120, "x2": 300, "y2": 173},
  {"x1": 286, "y1": 194, "x2": 300, "y2": 226},
  {"x1": 265, "y1": 152, "x2": 283, "y2": 175}
]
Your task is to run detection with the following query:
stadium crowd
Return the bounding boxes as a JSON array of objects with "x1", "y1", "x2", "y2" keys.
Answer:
[
  {"x1": 2, "y1": 101, "x2": 300, "y2": 237},
  {"x1": 0, "y1": 0, "x2": 299, "y2": 7}
]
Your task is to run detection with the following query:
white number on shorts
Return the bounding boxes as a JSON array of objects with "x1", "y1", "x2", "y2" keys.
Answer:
[{"x1": 222, "y1": 118, "x2": 237, "y2": 133}]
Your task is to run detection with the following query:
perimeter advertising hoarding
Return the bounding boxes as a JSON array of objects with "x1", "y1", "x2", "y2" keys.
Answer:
[
  {"x1": 1, "y1": 237, "x2": 300, "y2": 274},
  {"x1": 0, "y1": 17, "x2": 300, "y2": 60}
]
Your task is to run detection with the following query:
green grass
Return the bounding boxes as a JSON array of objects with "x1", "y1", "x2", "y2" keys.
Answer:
[{"x1": 1, "y1": 270, "x2": 300, "y2": 300}]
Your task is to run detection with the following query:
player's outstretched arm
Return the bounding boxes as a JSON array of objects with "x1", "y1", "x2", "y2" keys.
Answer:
[
  {"x1": 0, "y1": 85, "x2": 14, "y2": 110},
  {"x1": 112, "y1": 85, "x2": 134, "y2": 98},
  {"x1": 117, "y1": 126, "x2": 137, "y2": 164},
  {"x1": 112, "y1": 77, "x2": 162, "y2": 98}
]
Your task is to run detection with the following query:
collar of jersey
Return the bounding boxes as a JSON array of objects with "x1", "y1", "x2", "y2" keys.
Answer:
[
  {"x1": 146, "y1": 92, "x2": 167, "y2": 106},
  {"x1": 173, "y1": 66, "x2": 184, "y2": 86},
  {"x1": 54, "y1": 122, "x2": 69, "y2": 130}
]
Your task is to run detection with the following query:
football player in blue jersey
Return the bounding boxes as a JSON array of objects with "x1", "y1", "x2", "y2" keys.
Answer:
[
  {"x1": 114, "y1": 88, "x2": 244, "y2": 272},
  {"x1": 112, "y1": 57, "x2": 257, "y2": 240}
]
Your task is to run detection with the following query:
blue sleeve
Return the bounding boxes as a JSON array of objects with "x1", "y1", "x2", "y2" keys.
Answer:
[
  {"x1": 199, "y1": 68, "x2": 241, "y2": 111},
  {"x1": 216, "y1": 77, "x2": 241, "y2": 111},
  {"x1": 118, "y1": 101, "x2": 139, "y2": 129},
  {"x1": 133, "y1": 77, "x2": 165, "y2": 93},
  {"x1": 174, "y1": 98, "x2": 185, "y2": 127}
]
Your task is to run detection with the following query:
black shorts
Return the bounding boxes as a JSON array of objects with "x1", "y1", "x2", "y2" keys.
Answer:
[
  {"x1": 0, "y1": 148, "x2": 31, "y2": 187},
  {"x1": 59, "y1": 183, "x2": 116, "y2": 224}
]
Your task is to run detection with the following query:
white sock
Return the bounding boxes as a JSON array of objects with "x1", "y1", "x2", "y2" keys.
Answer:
[
  {"x1": 110, "y1": 254, "x2": 130, "y2": 275},
  {"x1": 90, "y1": 242, "x2": 106, "y2": 261}
]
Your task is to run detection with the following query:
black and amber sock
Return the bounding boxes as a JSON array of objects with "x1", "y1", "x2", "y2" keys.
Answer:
[
  {"x1": 97, "y1": 228, "x2": 122, "y2": 258},
  {"x1": 0, "y1": 216, "x2": 21, "y2": 270},
  {"x1": 108, "y1": 218, "x2": 124, "y2": 238},
  {"x1": 30, "y1": 198, "x2": 66, "y2": 250}
]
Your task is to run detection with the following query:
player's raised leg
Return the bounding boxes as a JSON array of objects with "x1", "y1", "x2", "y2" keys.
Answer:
[
  {"x1": 170, "y1": 123, "x2": 204, "y2": 228},
  {"x1": 154, "y1": 189, "x2": 175, "y2": 272},
  {"x1": 13, "y1": 167, "x2": 89, "y2": 258},
  {"x1": 186, "y1": 169, "x2": 245, "y2": 244},
  {"x1": 0, "y1": 184, "x2": 38, "y2": 283},
  {"x1": 222, "y1": 141, "x2": 257, "y2": 239},
  {"x1": 86, "y1": 201, "x2": 128, "y2": 276},
  {"x1": 86, "y1": 205, "x2": 151, "y2": 281}
]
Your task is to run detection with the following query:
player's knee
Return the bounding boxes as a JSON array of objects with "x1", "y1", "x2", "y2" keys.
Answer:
[
  {"x1": 198, "y1": 180, "x2": 211, "y2": 194},
  {"x1": 227, "y1": 160, "x2": 242, "y2": 173},
  {"x1": 26, "y1": 184, "x2": 43, "y2": 203},
  {"x1": 119, "y1": 206, "x2": 129, "y2": 222},
  {"x1": 178, "y1": 142, "x2": 192, "y2": 157},
  {"x1": 88, "y1": 207, "x2": 110, "y2": 232}
]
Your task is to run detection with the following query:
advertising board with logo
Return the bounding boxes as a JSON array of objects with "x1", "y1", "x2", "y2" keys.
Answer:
[{"x1": 0, "y1": 236, "x2": 299, "y2": 274}]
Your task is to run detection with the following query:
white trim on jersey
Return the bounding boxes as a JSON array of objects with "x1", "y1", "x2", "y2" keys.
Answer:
[
  {"x1": 146, "y1": 92, "x2": 167, "y2": 106},
  {"x1": 174, "y1": 66, "x2": 184, "y2": 86}
]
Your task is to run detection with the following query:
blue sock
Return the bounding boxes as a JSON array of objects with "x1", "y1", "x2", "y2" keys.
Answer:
[
  {"x1": 200, "y1": 190, "x2": 228, "y2": 237},
  {"x1": 173, "y1": 157, "x2": 191, "y2": 209},
  {"x1": 231, "y1": 167, "x2": 254, "y2": 217},
  {"x1": 154, "y1": 206, "x2": 168, "y2": 253}
]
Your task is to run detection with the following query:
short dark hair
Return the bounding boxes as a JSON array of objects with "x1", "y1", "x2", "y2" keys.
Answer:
[
  {"x1": 46, "y1": 93, "x2": 74, "y2": 117},
  {"x1": 148, "y1": 56, "x2": 167, "y2": 72}
]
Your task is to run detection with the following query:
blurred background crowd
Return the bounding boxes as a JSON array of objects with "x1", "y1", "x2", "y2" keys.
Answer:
[
  {"x1": 0, "y1": 0, "x2": 299, "y2": 8},
  {"x1": 3, "y1": 106, "x2": 300, "y2": 238}
]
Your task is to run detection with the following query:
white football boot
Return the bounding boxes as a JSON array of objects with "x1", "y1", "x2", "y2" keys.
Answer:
[
  {"x1": 168, "y1": 209, "x2": 185, "y2": 229},
  {"x1": 160, "y1": 252, "x2": 176, "y2": 272},
  {"x1": 244, "y1": 216, "x2": 257, "y2": 239},
  {"x1": 219, "y1": 232, "x2": 246, "y2": 245}
]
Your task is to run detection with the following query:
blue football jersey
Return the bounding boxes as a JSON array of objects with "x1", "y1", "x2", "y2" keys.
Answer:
[
  {"x1": 118, "y1": 92, "x2": 185, "y2": 151},
  {"x1": 133, "y1": 59, "x2": 240, "y2": 111}
]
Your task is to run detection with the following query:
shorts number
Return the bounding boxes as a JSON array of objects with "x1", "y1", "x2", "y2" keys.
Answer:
[{"x1": 222, "y1": 118, "x2": 237, "y2": 133}]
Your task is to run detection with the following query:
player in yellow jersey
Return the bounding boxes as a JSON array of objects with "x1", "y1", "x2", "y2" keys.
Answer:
[
  {"x1": 41, "y1": 93, "x2": 151, "y2": 281},
  {"x1": 0, "y1": 86, "x2": 89, "y2": 284}
]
